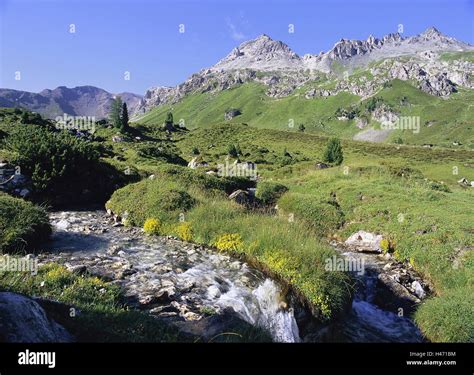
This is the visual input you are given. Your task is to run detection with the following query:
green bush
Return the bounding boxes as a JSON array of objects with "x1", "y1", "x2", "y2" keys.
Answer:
[
  {"x1": 6, "y1": 125, "x2": 99, "y2": 192},
  {"x1": 0, "y1": 193, "x2": 51, "y2": 253},
  {"x1": 106, "y1": 179, "x2": 196, "y2": 226},
  {"x1": 136, "y1": 143, "x2": 187, "y2": 165},
  {"x1": 323, "y1": 138, "x2": 344, "y2": 165},
  {"x1": 4, "y1": 124, "x2": 126, "y2": 205},
  {"x1": 255, "y1": 181, "x2": 288, "y2": 205},
  {"x1": 227, "y1": 144, "x2": 241, "y2": 158},
  {"x1": 365, "y1": 97, "x2": 385, "y2": 112}
]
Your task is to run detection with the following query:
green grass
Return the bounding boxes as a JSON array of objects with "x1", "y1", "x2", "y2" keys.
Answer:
[
  {"x1": 136, "y1": 78, "x2": 474, "y2": 147},
  {"x1": 0, "y1": 192, "x2": 51, "y2": 254},
  {"x1": 275, "y1": 164, "x2": 473, "y2": 342},
  {"x1": 2, "y1": 105, "x2": 473, "y2": 342},
  {"x1": 371, "y1": 80, "x2": 474, "y2": 147},
  {"x1": 103, "y1": 122, "x2": 474, "y2": 341},
  {"x1": 137, "y1": 81, "x2": 361, "y2": 138},
  {"x1": 106, "y1": 171, "x2": 354, "y2": 321}
]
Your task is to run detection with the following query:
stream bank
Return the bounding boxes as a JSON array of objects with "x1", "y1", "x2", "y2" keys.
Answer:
[{"x1": 35, "y1": 210, "x2": 426, "y2": 343}]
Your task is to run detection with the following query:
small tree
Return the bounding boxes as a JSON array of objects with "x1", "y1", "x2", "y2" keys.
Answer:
[
  {"x1": 298, "y1": 124, "x2": 305, "y2": 132},
  {"x1": 192, "y1": 146, "x2": 200, "y2": 155},
  {"x1": 323, "y1": 138, "x2": 343, "y2": 165},
  {"x1": 121, "y1": 102, "x2": 129, "y2": 132},
  {"x1": 110, "y1": 97, "x2": 123, "y2": 129},
  {"x1": 227, "y1": 144, "x2": 240, "y2": 158},
  {"x1": 20, "y1": 111, "x2": 29, "y2": 124},
  {"x1": 164, "y1": 112, "x2": 174, "y2": 131}
]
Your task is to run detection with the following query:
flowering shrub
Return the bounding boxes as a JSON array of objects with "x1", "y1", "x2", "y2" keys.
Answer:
[
  {"x1": 380, "y1": 238, "x2": 390, "y2": 253},
  {"x1": 43, "y1": 264, "x2": 75, "y2": 288},
  {"x1": 213, "y1": 233, "x2": 243, "y2": 252},
  {"x1": 143, "y1": 218, "x2": 161, "y2": 235},
  {"x1": 381, "y1": 238, "x2": 396, "y2": 253},
  {"x1": 175, "y1": 222, "x2": 193, "y2": 242}
]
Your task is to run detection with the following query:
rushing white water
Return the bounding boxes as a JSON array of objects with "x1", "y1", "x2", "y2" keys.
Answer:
[
  {"x1": 330, "y1": 251, "x2": 424, "y2": 343},
  {"x1": 47, "y1": 211, "x2": 301, "y2": 342},
  {"x1": 46, "y1": 210, "x2": 423, "y2": 343},
  {"x1": 216, "y1": 279, "x2": 300, "y2": 342}
]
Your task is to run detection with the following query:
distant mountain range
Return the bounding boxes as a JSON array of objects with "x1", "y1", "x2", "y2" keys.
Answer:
[
  {"x1": 0, "y1": 27, "x2": 472, "y2": 121},
  {"x1": 0, "y1": 86, "x2": 142, "y2": 119},
  {"x1": 135, "y1": 27, "x2": 474, "y2": 115}
]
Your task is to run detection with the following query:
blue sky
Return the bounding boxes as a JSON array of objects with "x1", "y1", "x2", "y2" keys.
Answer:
[{"x1": 1, "y1": 0, "x2": 473, "y2": 94}]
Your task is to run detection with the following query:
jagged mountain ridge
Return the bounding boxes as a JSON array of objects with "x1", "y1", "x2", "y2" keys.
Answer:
[
  {"x1": 212, "y1": 27, "x2": 471, "y2": 72},
  {"x1": 0, "y1": 86, "x2": 142, "y2": 119},
  {"x1": 136, "y1": 27, "x2": 473, "y2": 116}
]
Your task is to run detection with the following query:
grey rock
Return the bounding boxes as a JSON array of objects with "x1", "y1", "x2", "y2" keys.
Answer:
[
  {"x1": 345, "y1": 231, "x2": 384, "y2": 253},
  {"x1": 224, "y1": 108, "x2": 241, "y2": 120},
  {"x1": 0, "y1": 292, "x2": 73, "y2": 343},
  {"x1": 411, "y1": 281, "x2": 426, "y2": 299}
]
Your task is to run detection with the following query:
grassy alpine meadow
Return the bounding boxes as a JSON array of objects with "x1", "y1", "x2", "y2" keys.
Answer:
[
  {"x1": 106, "y1": 169, "x2": 354, "y2": 321},
  {"x1": 276, "y1": 165, "x2": 474, "y2": 342},
  {"x1": 136, "y1": 79, "x2": 474, "y2": 148},
  {"x1": 104, "y1": 118, "x2": 473, "y2": 342},
  {"x1": 1, "y1": 102, "x2": 473, "y2": 342},
  {"x1": 2, "y1": 0, "x2": 474, "y2": 354}
]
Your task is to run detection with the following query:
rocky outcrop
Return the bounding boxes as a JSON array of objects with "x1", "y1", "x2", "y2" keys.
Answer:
[
  {"x1": 224, "y1": 108, "x2": 241, "y2": 120},
  {"x1": 135, "y1": 70, "x2": 258, "y2": 115},
  {"x1": 187, "y1": 156, "x2": 208, "y2": 169},
  {"x1": 419, "y1": 73, "x2": 456, "y2": 97},
  {"x1": 345, "y1": 231, "x2": 384, "y2": 253},
  {"x1": 0, "y1": 292, "x2": 74, "y2": 343},
  {"x1": 0, "y1": 162, "x2": 31, "y2": 198},
  {"x1": 387, "y1": 61, "x2": 457, "y2": 97},
  {"x1": 212, "y1": 34, "x2": 302, "y2": 72},
  {"x1": 228, "y1": 189, "x2": 250, "y2": 205}
]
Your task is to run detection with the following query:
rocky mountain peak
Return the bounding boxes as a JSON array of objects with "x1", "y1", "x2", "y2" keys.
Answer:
[
  {"x1": 382, "y1": 32, "x2": 403, "y2": 43},
  {"x1": 406, "y1": 26, "x2": 470, "y2": 49},
  {"x1": 133, "y1": 27, "x2": 474, "y2": 115},
  {"x1": 420, "y1": 26, "x2": 443, "y2": 39},
  {"x1": 211, "y1": 34, "x2": 301, "y2": 71}
]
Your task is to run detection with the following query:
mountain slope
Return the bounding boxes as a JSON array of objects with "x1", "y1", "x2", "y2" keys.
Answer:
[
  {"x1": 138, "y1": 79, "x2": 474, "y2": 147},
  {"x1": 135, "y1": 27, "x2": 473, "y2": 116},
  {"x1": 136, "y1": 27, "x2": 474, "y2": 147},
  {"x1": 0, "y1": 86, "x2": 142, "y2": 119}
]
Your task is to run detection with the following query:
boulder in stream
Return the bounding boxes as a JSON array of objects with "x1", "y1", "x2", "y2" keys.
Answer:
[{"x1": 345, "y1": 231, "x2": 383, "y2": 253}]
